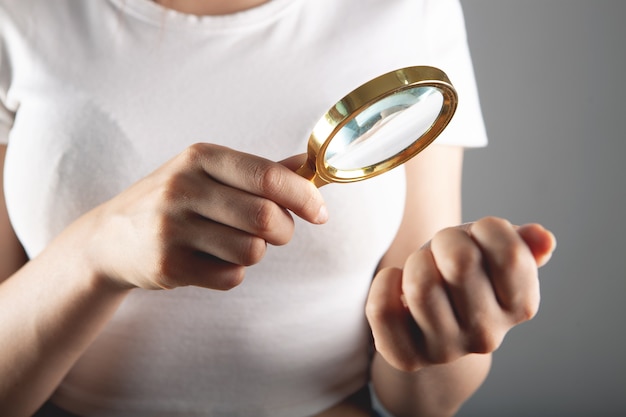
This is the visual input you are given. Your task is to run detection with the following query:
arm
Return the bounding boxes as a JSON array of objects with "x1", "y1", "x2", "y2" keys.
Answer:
[
  {"x1": 0, "y1": 145, "x2": 27, "y2": 279},
  {"x1": 0, "y1": 143, "x2": 133, "y2": 415},
  {"x1": 370, "y1": 145, "x2": 490, "y2": 416},
  {"x1": 367, "y1": 145, "x2": 556, "y2": 416},
  {"x1": 0, "y1": 143, "x2": 327, "y2": 416}
]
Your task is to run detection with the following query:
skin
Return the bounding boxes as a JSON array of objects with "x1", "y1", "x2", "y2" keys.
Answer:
[
  {"x1": 368, "y1": 219, "x2": 555, "y2": 417},
  {"x1": 0, "y1": 2, "x2": 556, "y2": 416},
  {"x1": 0, "y1": 143, "x2": 555, "y2": 417},
  {"x1": 0, "y1": 143, "x2": 327, "y2": 416},
  {"x1": 152, "y1": 0, "x2": 270, "y2": 15}
]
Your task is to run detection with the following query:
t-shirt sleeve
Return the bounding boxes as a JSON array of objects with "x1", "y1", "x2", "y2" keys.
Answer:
[{"x1": 423, "y1": 0, "x2": 488, "y2": 148}]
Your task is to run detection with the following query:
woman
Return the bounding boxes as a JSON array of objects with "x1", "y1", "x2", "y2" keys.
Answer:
[{"x1": 0, "y1": 0, "x2": 555, "y2": 415}]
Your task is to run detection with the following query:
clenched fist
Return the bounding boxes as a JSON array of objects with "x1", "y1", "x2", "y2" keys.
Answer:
[{"x1": 366, "y1": 217, "x2": 556, "y2": 372}]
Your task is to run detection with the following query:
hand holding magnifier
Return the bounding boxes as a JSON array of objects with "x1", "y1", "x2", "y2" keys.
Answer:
[{"x1": 296, "y1": 66, "x2": 458, "y2": 187}]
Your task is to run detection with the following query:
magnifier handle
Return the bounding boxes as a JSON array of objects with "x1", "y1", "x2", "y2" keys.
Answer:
[{"x1": 295, "y1": 159, "x2": 329, "y2": 188}]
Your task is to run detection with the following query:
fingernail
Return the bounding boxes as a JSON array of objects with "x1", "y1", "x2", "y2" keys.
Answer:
[
  {"x1": 316, "y1": 204, "x2": 329, "y2": 224},
  {"x1": 537, "y1": 250, "x2": 553, "y2": 268},
  {"x1": 548, "y1": 230, "x2": 557, "y2": 251}
]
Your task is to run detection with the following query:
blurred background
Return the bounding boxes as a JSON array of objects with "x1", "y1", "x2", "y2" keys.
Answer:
[{"x1": 457, "y1": 1, "x2": 626, "y2": 416}]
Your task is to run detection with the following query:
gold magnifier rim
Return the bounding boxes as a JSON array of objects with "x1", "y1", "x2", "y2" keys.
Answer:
[{"x1": 307, "y1": 65, "x2": 458, "y2": 185}]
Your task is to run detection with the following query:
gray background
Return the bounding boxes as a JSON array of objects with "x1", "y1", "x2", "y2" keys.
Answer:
[{"x1": 457, "y1": 1, "x2": 626, "y2": 416}]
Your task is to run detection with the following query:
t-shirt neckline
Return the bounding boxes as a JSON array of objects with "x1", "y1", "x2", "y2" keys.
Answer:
[{"x1": 107, "y1": 0, "x2": 297, "y2": 31}]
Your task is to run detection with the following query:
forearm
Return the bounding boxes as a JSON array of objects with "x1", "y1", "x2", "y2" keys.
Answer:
[
  {"x1": 371, "y1": 352, "x2": 491, "y2": 417},
  {"x1": 369, "y1": 145, "x2": 479, "y2": 415},
  {"x1": 0, "y1": 221, "x2": 130, "y2": 416}
]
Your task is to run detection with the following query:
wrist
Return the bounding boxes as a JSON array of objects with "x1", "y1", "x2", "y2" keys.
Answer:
[
  {"x1": 45, "y1": 208, "x2": 135, "y2": 295},
  {"x1": 371, "y1": 352, "x2": 491, "y2": 417}
]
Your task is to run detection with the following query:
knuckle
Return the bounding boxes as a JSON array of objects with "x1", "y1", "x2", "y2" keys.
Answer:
[
  {"x1": 365, "y1": 299, "x2": 382, "y2": 322},
  {"x1": 240, "y1": 236, "x2": 267, "y2": 266},
  {"x1": 152, "y1": 257, "x2": 183, "y2": 290},
  {"x1": 402, "y1": 273, "x2": 432, "y2": 308},
  {"x1": 442, "y1": 244, "x2": 482, "y2": 282},
  {"x1": 455, "y1": 245, "x2": 483, "y2": 272},
  {"x1": 426, "y1": 345, "x2": 460, "y2": 365},
  {"x1": 252, "y1": 199, "x2": 277, "y2": 234},
  {"x1": 159, "y1": 172, "x2": 192, "y2": 206},
  {"x1": 365, "y1": 298, "x2": 393, "y2": 324},
  {"x1": 213, "y1": 267, "x2": 246, "y2": 291},
  {"x1": 515, "y1": 296, "x2": 540, "y2": 322},
  {"x1": 466, "y1": 327, "x2": 502, "y2": 354},
  {"x1": 180, "y1": 143, "x2": 209, "y2": 165},
  {"x1": 500, "y1": 243, "x2": 533, "y2": 274},
  {"x1": 255, "y1": 162, "x2": 286, "y2": 196},
  {"x1": 299, "y1": 182, "x2": 323, "y2": 217},
  {"x1": 478, "y1": 216, "x2": 511, "y2": 230}
]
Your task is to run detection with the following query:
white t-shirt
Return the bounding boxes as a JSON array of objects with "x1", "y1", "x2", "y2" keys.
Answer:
[{"x1": 0, "y1": 0, "x2": 487, "y2": 415}]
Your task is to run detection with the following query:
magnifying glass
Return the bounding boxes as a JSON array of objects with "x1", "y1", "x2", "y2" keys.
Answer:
[{"x1": 296, "y1": 66, "x2": 458, "y2": 187}]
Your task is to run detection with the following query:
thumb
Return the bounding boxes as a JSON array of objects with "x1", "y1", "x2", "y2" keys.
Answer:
[
  {"x1": 278, "y1": 153, "x2": 307, "y2": 172},
  {"x1": 516, "y1": 223, "x2": 557, "y2": 267},
  {"x1": 421, "y1": 221, "x2": 556, "y2": 268}
]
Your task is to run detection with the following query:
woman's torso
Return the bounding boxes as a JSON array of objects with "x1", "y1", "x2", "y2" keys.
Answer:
[{"x1": 0, "y1": 0, "x2": 482, "y2": 415}]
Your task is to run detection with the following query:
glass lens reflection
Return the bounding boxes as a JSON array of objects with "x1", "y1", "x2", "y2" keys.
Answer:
[{"x1": 324, "y1": 86, "x2": 443, "y2": 171}]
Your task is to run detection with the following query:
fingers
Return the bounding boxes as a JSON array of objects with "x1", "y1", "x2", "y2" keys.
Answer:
[
  {"x1": 516, "y1": 223, "x2": 557, "y2": 267},
  {"x1": 180, "y1": 176, "x2": 296, "y2": 247},
  {"x1": 278, "y1": 153, "x2": 307, "y2": 172},
  {"x1": 94, "y1": 144, "x2": 328, "y2": 292},
  {"x1": 470, "y1": 217, "x2": 541, "y2": 323},
  {"x1": 181, "y1": 144, "x2": 327, "y2": 225},
  {"x1": 402, "y1": 249, "x2": 464, "y2": 363},
  {"x1": 150, "y1": 247, "x2": 247, "y2": 291},
  {"x1": 367, "y1": 267, "x2": 425, "y2": 371},
  {"x1": 180, "y1": 215, "x2": 269, "y2": 266},
  {"x1": 158, "y1": 144, "x2": 325, "y2": 271},
  {"x1": 367, "y1": 216, "x2": 554, "y2": 371},
  {"x1": 429, "y1": 225, "x2": 507, "y2": 353}
]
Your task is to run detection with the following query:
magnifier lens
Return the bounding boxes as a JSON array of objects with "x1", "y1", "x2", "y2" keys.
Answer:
[
  {"x1": 323, "y1": 86, "x2": 443, "y2": 172},
  {"x1": 296, "y1": 66, "x2": 457, "y2": 187}
]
